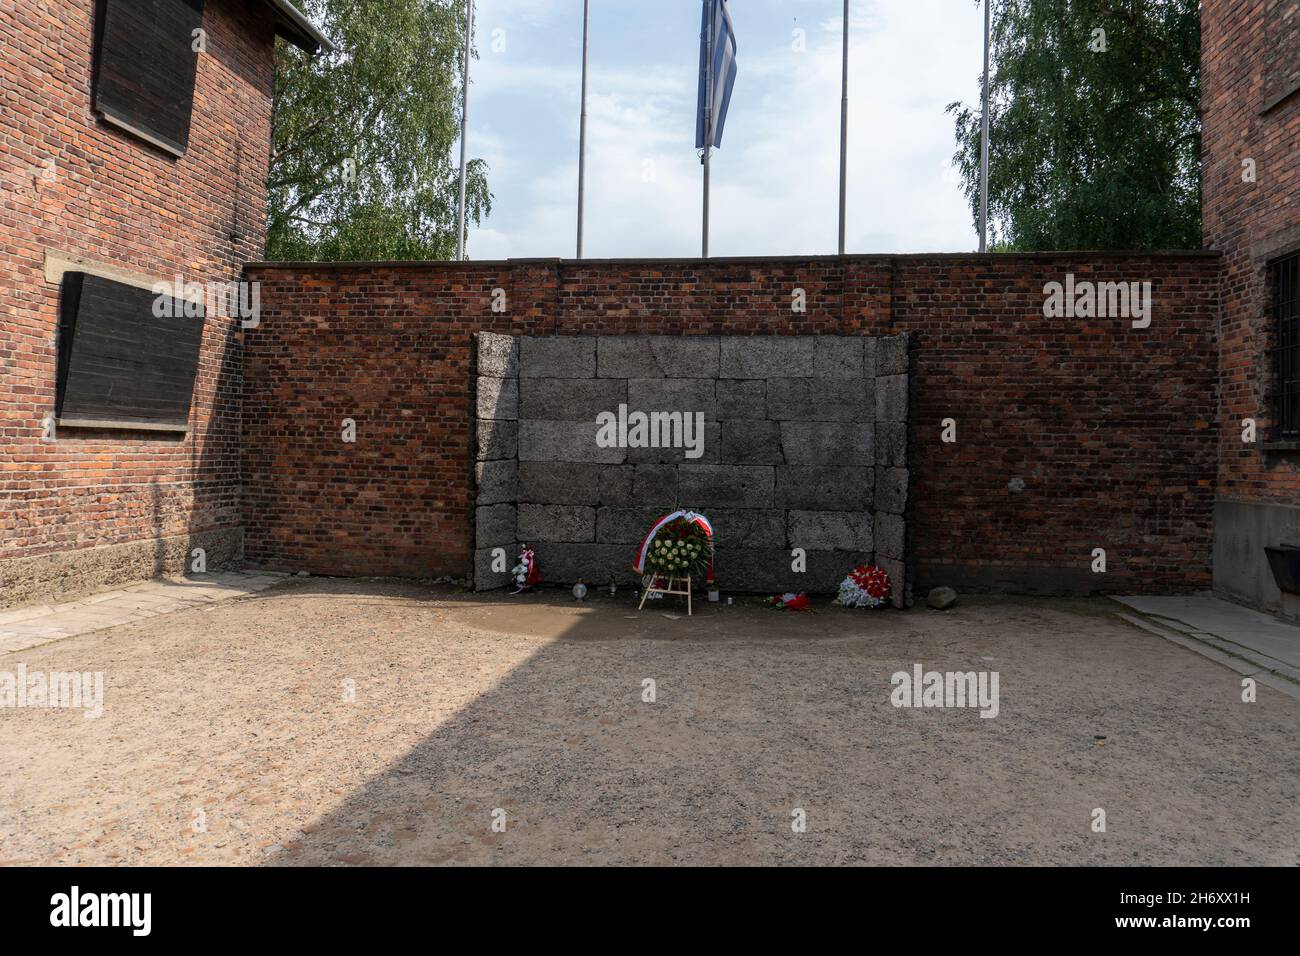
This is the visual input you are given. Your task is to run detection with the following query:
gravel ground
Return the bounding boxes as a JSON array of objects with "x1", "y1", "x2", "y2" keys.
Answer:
[{"x1": 1, "y1": 577, "x2": 1297, "y2": 866}]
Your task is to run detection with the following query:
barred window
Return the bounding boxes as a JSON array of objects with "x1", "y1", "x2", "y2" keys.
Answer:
[{"x1": 1274, "y1": 252, "x2": 1300, "y2": 441}]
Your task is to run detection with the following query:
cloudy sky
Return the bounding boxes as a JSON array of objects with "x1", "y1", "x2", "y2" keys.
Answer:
[{"x1": 466, "y1": 0, "x2": 985, "y2": 259}]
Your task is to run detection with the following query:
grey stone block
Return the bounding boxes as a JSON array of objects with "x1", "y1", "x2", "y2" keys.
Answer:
[
  {"x1": 627, "y1": 378, "x2": 716, "y2": 417},
  {"x1": 877, "y1": 333, "x2": 909, "y2": 375},
  {"x1": 517, "y1": 462, "x2": 601, "y2": 504},
  {"x1": 875, "y1": 421, "x2": 907, "y2": 466},
  {"x1": 813, "y1": 336, "x2": 865, "y2": 378},
  {"x1": 531, "y1": 543, "x2": 640, "y2": 585},
  {"x1": 476, "y1": 504, "x2": 516, "y2": 548},
  {"x1": 875, "y1": 511, "x2": 906, "y2": 560},
  {"x1": 596, "y1": 507, "x2": 667, "y2": 544},
  {"x1": 476, "y1": 419, "x2": 517, "y2": 461},
  {"x1": 475, "y1": 459, "x2": 517, "y2": 505},
  {"x1": 863, "y1": 337, "x2": 878, "y2": 378},
  {"x1": 787, "y1": 511, "x2": 873, "y2": 551},
  {"x1": 632, "y1": 464, "x2": 678, "y2": 501},
  {"x1": 476, "y1": 332, "x2": 518, "y2": 378},
  {"x1": 625, "y1": 421, "x2": 718, "y2": 463},
  {"x1": 520, "y1": 336, "x2": 596, "y2": 378},
  {"x1": 720, "y1": 336, "x2": 815, "y2": 377},
  {"x1": 597, "y1": 465, "x2": 634, "y2": 504},
  {"x1": 518, "y1": 420, "x2": 626, "y2": 463},
  {"x1": 477, "y1": 375, "x2": 518, "y2": 420},
  {"x1": 779, "y1": 421, "x2": 873, "y2": 465},
  {"x1": 766, "y1": 377, "x2": 871, "y2": 421},
  {"x1": 596, "y1": 336, "x2": 720, "y2": 378},
  {"x1": 875, "y1": 374, "x2": 908, "y2": 423},
  {"x1": 715, "y1": 379, "x2": 766, "y2": 418},
  {"x1": 520, "y1": 377, "x2": 626, "y2": 421},
  {"x1": 775, "y1": 466, "x2": 874, "y2": 510},
  {"x1": 720, "y1": 419, "x2": 783, "y2": 464},
  {"x1": 474, "y1": 546, "x2": 515, "y2": 591},
  {"x1": 712, "y1": 548, "x2": 872, "y2": 594},
  {"x1": 875, "y1": 466, "x2": 909, "y2": 514},
  {"x1": 518, "y1": 503, "x2": 596, "y2": 543},
  {"x1": 708, "y1": 509, "x2": 787, "y2": 548},
  {"x1": 678, "y1": 464, "x2": 775, "y2": 509}
]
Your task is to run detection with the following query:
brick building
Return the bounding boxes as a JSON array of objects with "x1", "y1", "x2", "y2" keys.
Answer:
[
  {"x1": 2, "y1": 2, "x2": 1297, "y2": 621},
  {"x1": 0, "y1": 0, "x2": 326, "y2": 606},
  {"x1": 1202, "y1": 0, "x2": 1300, "y2": 617}
]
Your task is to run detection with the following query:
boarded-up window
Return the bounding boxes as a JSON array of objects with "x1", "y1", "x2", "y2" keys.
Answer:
[
  {"x1": 57, "y1": 273, "x2": 205, "y2": 431},
  {"x1": 93, "y1": 0, "x2": 206, "y2": 156},
  {"x1": 1262, "y1": 0, "x2": 1300, "y2": 113}
]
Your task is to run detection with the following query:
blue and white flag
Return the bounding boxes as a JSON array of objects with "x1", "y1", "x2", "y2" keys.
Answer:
[{"x1": 695, "y1": 0, "x2": 738, "y2": 150}]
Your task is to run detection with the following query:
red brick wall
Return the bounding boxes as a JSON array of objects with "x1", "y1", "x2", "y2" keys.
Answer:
[
  {"x1": 0, "y1": 0, "x2": 274, "y2": 566},
  {"x1": 243, "y1": 253, "x2": 1221, "y2": 593},
  {"x1": 1203, "y1": 0, "x2": 1300, "y2": 501}
]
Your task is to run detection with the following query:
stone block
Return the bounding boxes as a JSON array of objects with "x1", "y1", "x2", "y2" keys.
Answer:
[
  {"x1": 715, "y1": 379, "x2": 766, "y2": 418},
  {"x1": 766, "y1": 377, "x2": 871, "y2": 421},
  {"x1": 476, "y1": 504, "x2": 516, "y2": 548},
  {"x1": 474, "y1": 547, "x2": 514, "y2": 591},
  {"x1": 520, "y1": 336, "x2": 596, "y2": 378},
  {"x1": 625, "y1": 422, "x2": 718, "y2": 463},
  {"x1": 875, "y1": 374, "x2": 908, "y2": 423},
  {"x1": 520, "y1": 377, "x2": 626, "y2": 421},
  {"x1": 518, "y1": 504, "x2": 596, "y2": 543},
  {"x1": 632, "y1": 464, "x2": 678, "y2": 501},
  {"x1": 476, "y1": 419, "x2": 517, "y2": 461},
  {"x1": 713, "y1": 548, "x2": 872, "y2": 594},
  {"x1": 596, "y1": 507, "x2": 666, "y2": 544},
  {"x1": 875, "y1": 511, "x2": 906, "y2": 559},
  {"x1": 708, "y1": 509, "x2": 787, "y2": 548},
  {"x1": 813, "y1": 336, "x2": 865, "y2": 378},
  {"x1": 517, "y1": 462, "x2": 601, "y2": 504},
  {"x1": 875, "y1": 421, "x2": 907, "y2": 466},
  {"x1": 719, "y1": 336, "x2": 815, "y2": 377},
  {"x1": 677, "y1": 464, "x2": 774, "y2": 509},
  {"x1": 597, "y1": 336, "x2": 720, "y2": 378},
  {"x1": 627, "y1": 378, "x2": 716, "y2": 417},
  {"x1": 518, "y1": 420, "x2": 626, "y2": 463},
  {"x1": 720, "y1": 420, "x2": 783, "y2": 464},
  {"x1": 532, "y1": 543, "x2": 641, "y2": 585},
  {"x1": 863, "y1": 337, "x2": 878, "y2": 378},
  {"x1": 877, "y1": 333, "x2": 910, "y2": 375},
  {"x1": 779, "y1": 421, "x2": 873, "y2": 465},
  {"x1": 597, "y1": 465, "x2": 635, "y2": 504},
  {"x1": 476, "y1": 332, "x2": 518, "y2": 378},
  {"x1": 787, "y1": 510, "x2": 873, "y2": 551},
  {"x1": 775, "y1": 466, "x2": 874, "y2": 510},
  {"x1": 476, "y1": 375, "x2": 518, "y2": 420},
  {"x1": 475, "y1": 459, "x2": 517, "y2": 505},
  {"x1": 875, "y1": 466, "x2": 909, "y2": 514}
]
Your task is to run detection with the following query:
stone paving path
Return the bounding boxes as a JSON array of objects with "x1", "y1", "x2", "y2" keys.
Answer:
[{"x1": 0, "y1": 571, "x2": 290, "y2": 653}]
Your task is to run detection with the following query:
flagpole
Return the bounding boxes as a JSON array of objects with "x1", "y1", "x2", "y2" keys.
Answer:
[
  {"x1": 978, "y1": 0, "x2": 989, "y2": 253},
  {"x1": 455, "y1": 0, "x2": 474, "y2": 261},
  {"x1": 702, "y1": 0, "x2": 712, "y2": 258},
  {"x1": 576, "y1": 0, "x2": 590, "y2": 258},
  {"x1": 838, "y1": 0, "x2": 849, "y2": 255}
]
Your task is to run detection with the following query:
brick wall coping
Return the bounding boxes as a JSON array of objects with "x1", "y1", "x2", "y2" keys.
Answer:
[{"x1": 245, "y1": 250, "x2": 1222, "y2": 272}]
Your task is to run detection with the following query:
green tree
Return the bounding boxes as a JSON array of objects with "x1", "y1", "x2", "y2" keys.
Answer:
[
  {"x1": 267, "y1": 0, "x2": 490, "y2": 261},
  {"x1": 948, "y1": 0, "x2": 1200, "y2": 250}
]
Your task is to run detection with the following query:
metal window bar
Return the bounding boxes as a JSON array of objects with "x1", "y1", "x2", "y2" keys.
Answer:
[{"x1": 1274, "y1": 252, "x2": 1300, "y2": 440}]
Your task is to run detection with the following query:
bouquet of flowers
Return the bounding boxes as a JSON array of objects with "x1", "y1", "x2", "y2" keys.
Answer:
[
  {"x1": 765, "y1": 592, "x2": 810, "y2": 612},
  {"x1": 511, "y1": 544, "x2": 541, "y2": 594},
  {"x1": 834, "y1": 565, "x2": 891, "y2": 608},
  {"x1": 644, "y1": 518, "x2": 711, "y2": 579}
]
